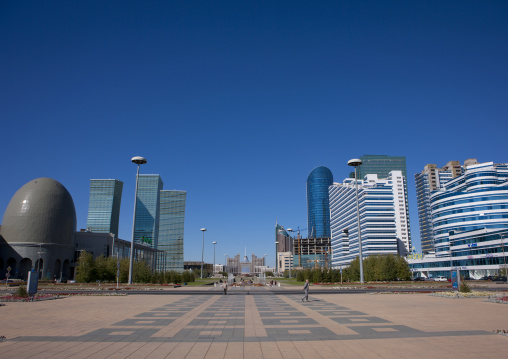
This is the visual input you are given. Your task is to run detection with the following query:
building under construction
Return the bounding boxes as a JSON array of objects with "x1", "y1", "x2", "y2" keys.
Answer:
[{"x1": 293, "y1": 236, "x2": 331, "y2": 270}]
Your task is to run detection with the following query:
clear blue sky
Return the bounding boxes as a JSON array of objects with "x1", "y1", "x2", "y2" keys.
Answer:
[{"x1": 1, "y1": 1, "x2": 507, "y2": 267}]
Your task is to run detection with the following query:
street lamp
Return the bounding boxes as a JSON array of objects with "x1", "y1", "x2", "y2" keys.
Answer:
[
  {"x1": 128, "y1": 156, "x2": 147, "y2": 285},
  {"x1": 212, "y1": 241, "x2": 217, "y2": 276},
  {"x1": 499, "y1": 233, "x2": 507, "y2": 279},
  {"x1": 275, "y1": 241, "x2": 279, "y2": 276},
  {"x1": 200, "y1": 228, "x2": 207, "y2": 279},
  {"x1": 348, "y1": 158, "x2": 365, "y2": 284},
  {"x1": 287, "y1": 228, "x2": 293, "y2": 278}
]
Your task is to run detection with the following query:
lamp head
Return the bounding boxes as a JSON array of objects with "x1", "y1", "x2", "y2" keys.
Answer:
[
  {"x1": 200, "y1": 228, "x2": 207, "y2": 232},
  {"x1": 348, "y1": 158, "x2": 362, "y2": 167},
  {"x1": 131, "y1": 156, "x2": 147, "y2": 165},
  {"x1": 212, "y1": 241, "x2": 217, "y2": 244}
]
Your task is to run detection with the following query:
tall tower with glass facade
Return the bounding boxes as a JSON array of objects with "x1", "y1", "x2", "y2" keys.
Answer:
[
  {"x1": 350, "y1": 155, "x2": 412, "y2": 249},
  {"x1": 158, "y1": 190, "x2": 187, "y2": 272},
  {"x1": 307, "y1": 166, "x2": 333, "y2": 238},
  {"x1": 86, "y1": 179, "x2": 123, "y2": 237},
  {"x1": 134, "y1": 174, "x2": 163, "y2": 249}
]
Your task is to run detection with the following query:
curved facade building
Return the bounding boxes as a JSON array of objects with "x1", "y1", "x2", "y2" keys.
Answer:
[
  {"x1": 307, "y1": 166, "x2": 333, "y2": 238},
  {"x1": 430, "y1": 162, "x2": 508, "y2": 257},
  {"x1": 0, "y1": 178, "x2": 76, "y2": 280}
]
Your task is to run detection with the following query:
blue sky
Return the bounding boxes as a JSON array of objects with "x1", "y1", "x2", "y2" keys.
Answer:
[{"x1": 1, "y1": 1, "x2": 507, "y2": 267}]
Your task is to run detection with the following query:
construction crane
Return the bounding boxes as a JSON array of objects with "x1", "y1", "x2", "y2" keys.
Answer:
[
  {"x1": 306, "y1": 258, "x2": 321, "y2": 269},
  {"x1": 314, "y1": 248, "x2": 330, "y2": 269}
]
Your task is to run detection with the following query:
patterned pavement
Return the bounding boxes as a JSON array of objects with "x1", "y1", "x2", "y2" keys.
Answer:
[{"x1": 5, "y1": 294, "x2": 492, "y2": 344}]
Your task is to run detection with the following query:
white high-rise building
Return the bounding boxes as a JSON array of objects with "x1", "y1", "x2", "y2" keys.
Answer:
[{"x1": 329, "y1": 171, "x2": 410, "y2": 268}]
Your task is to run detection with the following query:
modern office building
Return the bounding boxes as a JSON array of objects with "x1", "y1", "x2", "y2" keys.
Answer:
[
  {"x1": 134, "y1": 175, "x2": 163, "y2": 252},
  {"x1": 86, "y1": 179, "x2": 123, "y2": 237},
  {"x1": 157, "y1": 190, "x2": 186, "y2": 272},
  {"x1": 415, "y1": 161, "x2": 469, "y2": 253},
  {"x1": 307, "y1": 166, "x2": 333, "y2": 239},
  {"x1": 430, "y1": 162, "x2": 508, "y2": 257},
  {"x1": 277, "y1": 251, "x2": 294, "y2": 274},
  {"x1": 329, "y1": 171, "x2": 410, "y2": 268},
  {"x1": 408, "y1": 228, "x2": 508, "y2": 279},
  {"x1": 275, "y1": 224, "x2": 293, "y2": 254},
  {"x1": 409, "y1": 161, "x2": 508, "y2": 279},
  {"x1": 350, "y1": 155, "x2": 412, "y2": 248}
]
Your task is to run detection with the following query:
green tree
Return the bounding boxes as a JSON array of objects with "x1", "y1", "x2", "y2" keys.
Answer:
[
  {"x1": 75, "y1": 251, "x2": 96, "y2": 283},
  {"x1": 296, "y1": 270, "x2": 304, "y2": 282},
  {"x1": 133, "y1": 260, "x2": 152, "y2": 283},
  {"x1": 347, "y1": 257, "x2": 361, "y2": 282},
  {"x1": 331, "y1": 269, "x2": 340, "y2": 283},
  {"x1": 182, "y1": 270, "x2": 192, "y2": 283},
  {"x1": 363, "y1": 256, "x2": 378, "y2": 281},
  {"x1": 312, "y1": 269, "x2": 322, "y2": 283},
  {"x1": 119, "y1": 258, "x2": 130, "y2": 283},
  {"x1": 303, "y1": 268, "x2": 312, "y2": 281},
  {"x1": 95, "y1": 256, "x2": 116, "y2": 282},
  {"x1": 382, "y1": 254, "x2": 397, "y2": 281},
  {"x1": 395, "y1": 255, "x2": 411, "y2": 280}
]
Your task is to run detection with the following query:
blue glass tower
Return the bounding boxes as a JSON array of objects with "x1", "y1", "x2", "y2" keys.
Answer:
[
  {"x1": 134, "y1": 174, "x2": 163, "y2": 249},
  {"x1": 86, "y1": 179, "x2": 123, "y2": 237},
  {"x1": 307, "y1": 166, "x2": 333, "y2": 238},
  {"x1": 158, "y1": 190, "x2": 186, "y2": 272}
]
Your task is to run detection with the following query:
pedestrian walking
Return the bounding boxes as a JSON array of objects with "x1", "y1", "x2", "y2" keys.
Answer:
[
  {"x1": 222, "y1": 281, "x2": 228, "y2": 295},
  {"x1": 301, "y1": 279, "x2": 309, "y2": 302}
]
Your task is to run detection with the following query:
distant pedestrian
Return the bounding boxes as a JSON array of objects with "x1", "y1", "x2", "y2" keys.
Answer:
[
  {"x1": 222, "y1": 282, "x2": 228, "y2": 295},
  {"x1": 301, "y1": 279, "x2": 309, "y2": 302}
]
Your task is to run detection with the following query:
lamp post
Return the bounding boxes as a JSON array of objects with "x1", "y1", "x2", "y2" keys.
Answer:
[
  {"x1": 275, "y1": 241, "x2": 279, "y2": 276},
  {"x1": 128, "y1": 156, "x2": 147, "y2": 285},
  {"x1": 212, "y1": 241, "x2": 217, "y2": 276},
  {"x1": 499, "y1": 233, "x2": 507, "y2": 279},
  {"x1": 348, "y1": 158, "x2": 364, "y2": 284},
  {"x1": 287, "y1": 228, "x2": 293, "y2": 278},
  {"x1": 200, "y1": 228, "x2": 207, "y2": 279}
]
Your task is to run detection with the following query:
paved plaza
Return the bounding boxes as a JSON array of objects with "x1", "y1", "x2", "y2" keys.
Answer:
[{"x1": 1, "y1": 287, "x2": 508, "y2": 358}]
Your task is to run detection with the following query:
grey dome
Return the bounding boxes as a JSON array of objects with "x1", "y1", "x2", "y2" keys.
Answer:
[{"x1": 1, "y1": 178, "x2": 76, "y2": 245}]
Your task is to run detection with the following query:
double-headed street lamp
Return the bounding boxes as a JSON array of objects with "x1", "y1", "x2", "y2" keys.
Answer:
[
  {"x1": 200, "y1": 228, "x2": 207, "y2": 279},
  {"x1": 212, "y1": 241, "x2": 217, "y2": 275},
  {"x1": 348, "y1": 158, "x2": 365, "y2": 284},
  {"x1": 128, "y1": 156, "x2": 147, "y2": 285}
]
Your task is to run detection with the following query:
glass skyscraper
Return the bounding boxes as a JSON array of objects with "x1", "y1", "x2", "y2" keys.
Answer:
[
  {"x1": 134, "y1": 174, "x2": 163, "y2": 249},
  {"x1": 350, "y1": 155, "x2": 412, "y2": 249},
  {"x1": 157, "y1": 190, "x2": 186, "y2": 272},
  {"x1": 86, "y1": 179, "x2": 123, "y2": 237},
  {"x1": 307, "y1": 166, "x2": 333, "y2": 238}
]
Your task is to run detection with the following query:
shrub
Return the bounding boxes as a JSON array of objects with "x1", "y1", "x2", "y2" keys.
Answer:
[
  {"x1": 459, "y1": 281, "x2": 471, "y2": 293},
  {"x1": 16, "y1": 285, "x2": 28, "y2": 298}
]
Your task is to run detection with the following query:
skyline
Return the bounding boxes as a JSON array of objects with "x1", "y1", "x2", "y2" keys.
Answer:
[{"x1": 1, "y1": 1, "x2": 507, "y2": 267}]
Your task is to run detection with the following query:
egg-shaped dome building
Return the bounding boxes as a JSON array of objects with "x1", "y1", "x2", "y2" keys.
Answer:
[{"x1": 0, "y1": 178, "x2": 76, "y2": 280}]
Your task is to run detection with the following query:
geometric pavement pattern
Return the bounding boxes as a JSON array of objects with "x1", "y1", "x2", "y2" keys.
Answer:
[{"x1": 11, "y1": 294, "x2": 491, "y2": 343}]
